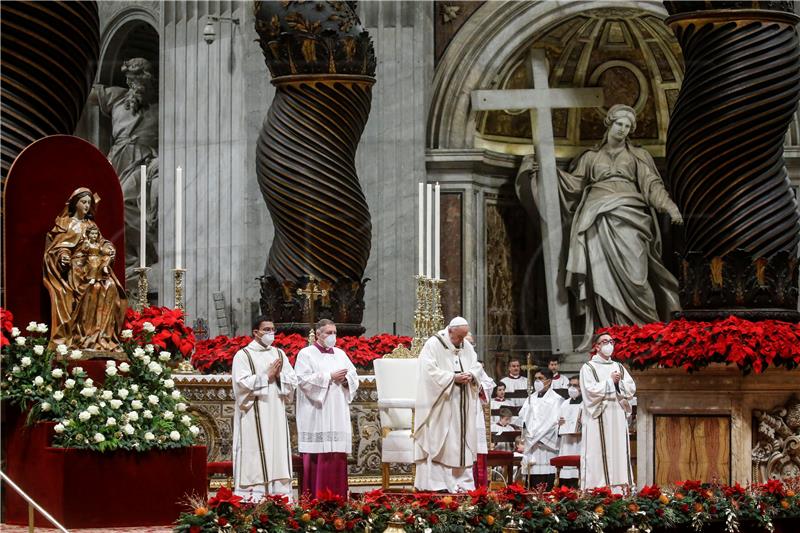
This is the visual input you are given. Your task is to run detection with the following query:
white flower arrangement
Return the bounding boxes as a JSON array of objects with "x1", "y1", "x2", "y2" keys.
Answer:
[
  {"x1": 162, "y1": 379, "x2": 175, "y2": 389},
  {"x1": 69, "y1": 350, "x2": 83, "y2": 360},
  {"x1": 159, "y1": 351, "x2": 171, "y2": 362},
  {"x1": 33, "y1": 376, "x2": 44, "y2": 386},
  {"x1": 51, "y1": 368, "x2": 64, "y2": 379},
  {"x1": 56, "y1": 344, "x2": 68, "y2": 355},
  {"x1": 121, "y1": 329, "x2": 133, "y2": 339},
  {"x1": 117, "y1": 388, "x2": 129, "y2": 399},
  {"x1": 33, "y1": 345, "x2": 45, "y2": 355},
  {"x1": 142, "y1": 322, "x2": 156, "y2": 333},
  {"x1": 119, "y1": 362, "x2": 130, "y2": 373},
  {"x1": 163, "y1": 410, "x2": 175, "y2": 420},
  {"x1": 131, "y1": 399, "x2": 143, "y2": 410},
  {"x1": 106, "y1": 366, "x2": 118, "y2": 377},
  {"x1": 26, "y1": 321, "x2": 38, "y2": 332},
  {"x1": 53, "y1": 391, "x2": 64, "y2": 401},
  {"x1": 11, "y1": 327, "x2": 20, "y2": 337},
  {"x1": 21, "y1": 356, "x2": 31, "y2": 366},
  {"x1": 109, "y1": 399, "x2": 123, "y2": 410},
  {"x1": 100, "y1": 390, "x2": 113, "y2": 400},
  {"x1": 64, "y1": 378, "x2": 76, "y2": 389},
  {"x1": 15, "y1": 336, "x2": 26, "y2": 346}
]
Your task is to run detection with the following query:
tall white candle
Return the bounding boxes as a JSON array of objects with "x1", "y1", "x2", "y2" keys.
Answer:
[
  {"x1": 140, "y1": 165, "x2": 147, "y2": 269},
  {"x1": 425, "y1": 184, "x2": 433, "y2": 278},
  {"x1": 418, "y1": 182, "x2": 424, "y2": 276},
  {"x1": 176, "y1": 166, "x2": 183, "y2": 270},
  {"x1": 434, "y1": 182, "x2": 441, "y2": 280}
]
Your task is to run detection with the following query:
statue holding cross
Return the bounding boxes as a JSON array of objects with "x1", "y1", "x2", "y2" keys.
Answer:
[{"x1": 297, "y1": 276, "x2": 329, "y2": 344}]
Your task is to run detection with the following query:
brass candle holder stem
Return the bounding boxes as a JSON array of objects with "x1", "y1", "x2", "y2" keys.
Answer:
[
  {"x1": 134, "y1": 267, "x2": 150, "y2": 311},
  {"x1": 173, "y1": 268, "x2": 186, "y2": 310}
]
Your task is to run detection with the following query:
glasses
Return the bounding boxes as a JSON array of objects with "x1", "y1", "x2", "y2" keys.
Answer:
[{"x1": 599, "y1": 339, "x2": 615, "y2": 346}]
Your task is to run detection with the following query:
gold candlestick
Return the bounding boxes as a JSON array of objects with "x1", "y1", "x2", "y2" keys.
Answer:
[
  {"x1": 134, "y1": 267, "x2": 150, "y2": 311},
  {"x1": 173, "y1": 268, "x2": 186, "y2": 310},
  {"x1": 410, "y1": 275, "x2": 427, "y2": 354},
  {"x1": 431, "y1": 278, "x2": 445, "y2": 332}
]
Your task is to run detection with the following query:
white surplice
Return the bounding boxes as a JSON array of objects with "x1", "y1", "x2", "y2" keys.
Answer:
[
  {"x1": 232, "y1": 340, "x2": 297, "y2": 500},
  {"x1": 519, "y1": 388, "x2": 563, "y2": 475},
  {"x1": 557, "y1": 400, "x2": 583, "y2": 479},
  {"x1": 551, "y1": 373, "x2": 570, "y2": 390},
  {"x1": 499, "y1": 375, "x2": 529, "y2": 407},
  {"x1": 475, "y1": 366, "x2": 495, "y2": 455},
  {"x1": 413, "y1": 330, "x2": 482, "y2": 492},
  {"x1": 579, "y1": 355, "x2": 636, "y2": 491},
  {"x1": 295, "y1": 345, "x2": 359, "y2": 454}
]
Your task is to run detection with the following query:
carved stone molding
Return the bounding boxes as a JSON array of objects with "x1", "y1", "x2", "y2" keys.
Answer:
[{"x1": 752, "y1": 394, "x2": 800, "y2": 482}]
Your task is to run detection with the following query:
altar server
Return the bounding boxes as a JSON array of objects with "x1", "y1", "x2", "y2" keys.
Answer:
[
  {"x1": 500, "y1": 358, "x2": 529, "y2": 407},
  {"x1": 295, "y1": 319, "x2": 359, "y2": 498},
  {"x1": 519, "y1": 369, "x2": 564, "y2": 489},
  {"x1": 548, "y1": 357, "x2": 570, "y2": 390},
  {"x1": 232, "y1": 316, "x2": 297, "y2": 501},
  {"x1": 556, "y1": 375, "x2": 583, "y2": 487},
  {"x1": 580, "y1": 333, "x2": 636, "y2": 492},
  {"x1": 473, "y1": 361, "x2": 495, "y2": 488},
  {"x1": 414, "y1": 316, "x2": 483, "y2": 492}
]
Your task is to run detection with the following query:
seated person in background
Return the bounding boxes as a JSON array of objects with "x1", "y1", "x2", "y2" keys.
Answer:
[
  {"x1": 548, "y1": 357, "x2": 570, "y2": 390},
  {"x1": 519, "y1": 369, "x2": 564, "y2": 489},
  {"x1": 490, "y1": 407, "x2": 516, "y2": 451},
  {"x1": 500, "y1": 358, "x2": 528, "y2": 407},
  {"x1": 556, "y1": 375, "x2": 583, "y2": 488},
  {"x1": 490, "y1": 383, "x2": 511, "y2": 424}
]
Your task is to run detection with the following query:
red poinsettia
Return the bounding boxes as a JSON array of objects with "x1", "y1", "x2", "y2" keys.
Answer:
[
  {"x1": 600, "y1": 317, "x2": 800, "y2": 374},
  {"x1": 208, "y1": 486, "x2": 243, "y2": 510},
  {"x1": 0, "y1": 307, "x2": 14, "y2": 347},
  {"x1": 638, "y1": 484, "x2": 662, "y2": 499},
  {"x1": 124, "y1": 306, "x2": 196, "y2": 358}
]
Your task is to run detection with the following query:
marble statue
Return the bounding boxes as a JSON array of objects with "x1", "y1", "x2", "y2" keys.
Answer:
[
  {"x1": 44, "y1": 188, "x2": 128, "y2": 353},
  {"x1": 91, "y1": 58, "x2": 159, "y2": 287},
  {"x1": 558, "y1": 104, "x2": 683, "y2": 349}
]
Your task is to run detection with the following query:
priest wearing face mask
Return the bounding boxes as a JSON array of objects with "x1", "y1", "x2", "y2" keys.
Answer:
[
  {"x1": 413, "y1": 316, "x2": 483, "y2": 493},
  {"x1": 295, "y1": 319, "x2": 359, "y2": 498},
  {"x1": 518, "y1": 368, "x2": 564, "y2": 489},
  {"x1": 231, "y1": 316, "x2": 298, "y2": 500},
  {"x1": 579, "y1": 333, "x2": 636, "y2": 492},
  {"x1": 556, "y1": 375, "x2": 583, "y2": 487}
]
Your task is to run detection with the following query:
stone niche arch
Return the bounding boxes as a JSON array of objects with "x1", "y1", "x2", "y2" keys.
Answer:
[{"x1": 427, "y1": 0, "x2": 677, "y2": 153}]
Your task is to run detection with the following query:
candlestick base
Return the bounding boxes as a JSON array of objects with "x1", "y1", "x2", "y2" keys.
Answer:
[
  {"x1": 174, "y1": 358, "x2": 196, "y2": 374},
  {"x1": 173, "y1": 268, "x2": 186, "y2": 311},
  {"x1": 134, "y1": 267, "x2": 150, "y2": 311}
]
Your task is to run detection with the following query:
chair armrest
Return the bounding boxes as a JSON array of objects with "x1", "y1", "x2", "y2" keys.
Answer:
[{"x1": 378, "y1": 398, "x2": 415, "y2": 409}]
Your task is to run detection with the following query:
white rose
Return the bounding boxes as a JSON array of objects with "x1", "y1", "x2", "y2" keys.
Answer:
[
  {"x1": 11, "y1": 327, "x2": 20, "y2": 337},
  {"x1": 85, "y1": 378, "x2": 93, "y2": 387},
  {"x1": 109, "y1": 399, "x2": 123, "y2": 410},
  {"x1": 127, "y1": 411, "x2": 139, "y2": 422},
  {"x1": 105, "y1": 366, "x2": 118, "y2": 377},
  {"x1": 131, "y1": 400, "x2": 143, "y2": 410},
  {"x1": 11, "y1": 366, "x2": 20, "y2": 374},
  {"x1": 181, "y1": 415, "x2": 192, "y2": 426},
  {"x1": 37, "y1": 323, "x2": 48, "y2": 333},
  {"x1": 99, "y1": 401, "x2": 106, "y2": 407},
  {"x1": 105, "y1": 417, "x2": 116, "y2": 426},
  {"x1": 33, "y1": 376, "x2": 44, "y2": 386},
  {"x1": 170, "y1": 431, "x2": 181, "y2": 441},
  {"x1": 147, "y1": 361, "x2": 162, "y2": 375},
  {"x1": 144, "y1": 432, "x2": 155, "y2": 441},
  {"x1": 121, "y1": 329, "x2": 133, "y2": 339},
  {"x1": 119, "y1": 362, "x2": 130, "y2": 373},
  {"x1": 26, "y1": 321, "x2": 38, "y2": 332},
  {"x1": 189, "y1": 425, "x2": 200, "y2": 436},
  {"x1": 33, "y1": 345, "x2": 45, "y2": 355},
  {"x1": 62, "y1": 419, "x2": 71, "y2": 427},
  {"x1": 176, "y1": 402, "x2": 187, "y2": 412},
  {"x1": 41, "y1": 402, "x2": 51, "y2": 411},
  {"x1": 78, "y1": 411, "x2": 91, "y2": 422},
  {"x1": 56, "y1": 344, "x2": 68, "y2": 355},
  {"x1": 15, "y1": 336, "x2": 26, "y2": 346},
  {"x1": 51, "y1": 368, "x2": 64, "y2": 379},
  {"x1": 133, "y1": 347, "x2": 145, "y2": 358},
  {"x1": 71, "y1": 367, "x2": 84, "y2": 376},
  {"x1": 163, "y1": 410, "x2": 174, "y2": 420},
  {"x1": 142, "y1": 322, "x2": 156, "y2": 333},
  {"x1": 145, "y1": 344, "x2": 154, "y2": 353},
  {"x1": 162, "y1": 379, "x2": 175, "y2": 389},
  {"x1": 105, "y1": 360, "x2": 116, "y2": 367},
  {"x1": 147, "y1": 395, "x2": 159, "y2": 405},
  {"x1": 123, "y1": 424, "x2": 135, "y2": 435},
  {"x1": 143, "y1": 410, "x2": 153, "y2": 419},
  {"x1": 171, "y1": 390, "x2": 181, "y2": 400},
  {"x1": 80, "y1": 387, "x2": 96, "y2": 398},
  {"x1": 64, "y1": 378, "x2": 76, "y2": 389},
  {"x1": 21, "y1": 356, "x2": 31, "y2": 366},
  {"x1": 117, "y1": 388, "x2": 129, "y2": 399},
  {"x1": 159, "y1": 351, "x2": 171, "y2": 362},
  {"x1": 87, "y1": 405, "x2": 99, "y2": 415},
  {"x1": 54, "y1": 423, "x2": 65, "y2": 433},
  {"x1": 101, "y1": 390, "x2": 113, "y2": 400},
  {"x1": 130, "y1": 384, "x2": 139, "y2": 393},
  {"x1": 142, "y1": 355, "x2": 151, "y2": 365},
  {"x1": 69, "y1": 350, "x2": 83, "y2": 360},
  {"x1": 53, "y1": 390, "x2": 64, "y2": 401},
  {"x1": 93, "y1": 433, "x2": 105, "y2": 443}
]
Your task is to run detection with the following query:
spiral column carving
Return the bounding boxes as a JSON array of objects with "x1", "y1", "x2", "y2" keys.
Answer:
[
  {"x1": 665, "y1": 2, "x2": 800, "y2": 319},
  {"x1": 0, "y1": 1, "x2": 99, "y2": 181},
  {"x1": 254, "y1": 1, "x2": 376, "y2": 335}
]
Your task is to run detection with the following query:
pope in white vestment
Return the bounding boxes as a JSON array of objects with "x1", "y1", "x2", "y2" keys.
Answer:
[
  {"x1": 232, "y1": 331, "x2": 297, "y2": 501},
  {"x1": 579, "y1": 335, "x2": 636, "y2": 492},
  {"x1": 413, "y1": 317, "x2": 483, "y2": 492}
]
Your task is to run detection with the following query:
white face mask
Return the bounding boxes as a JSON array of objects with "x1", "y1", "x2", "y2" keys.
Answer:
[
  {"x1": 323, "y1": 333, "x2": 337, "y2": 348},
  {"x1": 259, "y1": 332, "x2": 274, "y2": 347},
  {"x1": 600, "y1": 343, "x2": 614, "y2": 357},
  {"x1": 533, "y1": 380, "x2": 544, "y2": 393},
  {"x1": 568, "y1": 386, "x2": 580, "y2": 399}
]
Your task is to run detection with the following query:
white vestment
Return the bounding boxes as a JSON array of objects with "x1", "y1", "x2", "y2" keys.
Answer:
[
  {"x1": 413, "y1": 331, "x2": 482, "y2": 492},
  {"x1": 499, "y1": 375, "x2": 529, "y2": 407},
  {"x1": 519, "y1": 388, "x2": 563, "y2": 475},
  {"x1": 232, "y1": 340, "x2": 297, "y2": 500},
  {"x1": 476, "y1": 366, "x2": 495, "y2": 455},
  {"x1": 579, "y1": 355, "x2": 636, "y2": 491},
  {"x1": 557, "y1": 400, "x2": 583, "y2": 479},
  {"x1": 551, "y1": 373, "x2": 570, "y2": 390},
  {"x1": 295, "y1": 345, "x2": 359, "y2": 454}
]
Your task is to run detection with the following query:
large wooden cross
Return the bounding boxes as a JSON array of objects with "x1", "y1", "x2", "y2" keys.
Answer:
[
  {"x1": 297, "y1": 276, "x2": 328, "y2": 344},
  {"x1": 471, "y1": 49, "x2": 604, "y2": 355}
]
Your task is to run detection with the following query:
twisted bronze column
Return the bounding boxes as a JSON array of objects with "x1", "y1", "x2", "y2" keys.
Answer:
[
  {"x1": 665, "y1": 2, "x2": 800, "y2": 319},
  {"x1": 255, "y1": 1, "x2": 376, "y2": 335}
]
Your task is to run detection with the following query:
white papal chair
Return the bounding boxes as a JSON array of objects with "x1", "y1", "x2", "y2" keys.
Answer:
[{"x1": 373, "y1": 349, "x2": 418, "y2": 489}]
